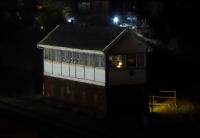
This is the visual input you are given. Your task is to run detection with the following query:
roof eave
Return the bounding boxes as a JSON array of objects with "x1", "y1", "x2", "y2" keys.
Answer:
[
  {"x1": 37, "y1": 44, "x2": 104, "y2": 55},
  {"x1": 102, "y1": 28, "x2": 128, "y2": 53},
  {"x1": 37, "y1": 24, "x2": 60, "y2": 46}
]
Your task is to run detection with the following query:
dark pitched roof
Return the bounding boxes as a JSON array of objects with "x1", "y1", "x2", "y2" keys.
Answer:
[{"x1": 38, "y1": 24, "x2": 126, "y2": 51}]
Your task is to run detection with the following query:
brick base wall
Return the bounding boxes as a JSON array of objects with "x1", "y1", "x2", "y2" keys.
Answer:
[{"x1": 43, "y1": 76, "x2": 107, "y2": 113}]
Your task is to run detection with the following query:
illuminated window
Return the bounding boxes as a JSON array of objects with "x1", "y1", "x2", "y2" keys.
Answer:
[
  {"x1": 109, "y1": 55, "x2": 125, "y2": 69},
  {"x1": 127, "y1": 54, "x2": 136, "y2": 67}
]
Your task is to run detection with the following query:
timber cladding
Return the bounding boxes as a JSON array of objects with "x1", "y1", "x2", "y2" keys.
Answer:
[{"x1": 44, "y1": 76, "x2": 107, "y2": 113}]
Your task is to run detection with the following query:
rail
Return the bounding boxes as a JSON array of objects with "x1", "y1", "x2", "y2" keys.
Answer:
[{"x1": 149, "y1": 90, "x2": 177, "y2": 112}]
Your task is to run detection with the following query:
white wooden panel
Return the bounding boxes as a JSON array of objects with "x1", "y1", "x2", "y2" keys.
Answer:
[
  {"x1": 44, "y1": 60, "x2": 52, "y2": 73},
  {"x1": 76, "y1": 64, "x2": 84, "y2": 79},
  {"x1": 85, "y1": 66, "x2": 94, "y2": 80},
  {"x1": 62, "y1": 63, "x2": 69, "y2": 76},
  {"x1": 53, "y1": 62, "x2": 61, "y2": 75},
  {"x1": 45, "y1": 73, "x2": 105, "y2": 86},
  {"x1": 95, "y1": 67, "x2": 105, "y2": 83},
  {"x1": 70, "y1": 64, "x2": 75, "y2": 77}
]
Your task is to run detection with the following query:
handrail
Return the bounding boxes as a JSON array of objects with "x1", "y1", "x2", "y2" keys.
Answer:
[{"x1": 149, "y1": 90, "x2": 177, "y2": 112}]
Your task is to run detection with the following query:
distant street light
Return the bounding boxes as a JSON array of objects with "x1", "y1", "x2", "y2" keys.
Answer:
[
  {"x1": 68, "y1": 19, "x2": 72, "y2": 23},
  {"x1": 40, "y1": 26, "x2": 44, "y2": 30},
  {"x1": 67, "y1": 17, "x2": 75, "y2": 23},
  {"x1": 113, "y1": 16, "x2": 119, "y2": 24}
]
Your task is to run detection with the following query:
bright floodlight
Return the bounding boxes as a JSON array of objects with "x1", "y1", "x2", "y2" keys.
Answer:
[
  {"x1": 113, "y1": 16, "x2": 119, "y2": 24},
  {"x1": 67, "y1": 17, "x2": 75, "y2": 23},
  {"x1": 68, "y1": 19, "x2": 72, "y2": 23}
]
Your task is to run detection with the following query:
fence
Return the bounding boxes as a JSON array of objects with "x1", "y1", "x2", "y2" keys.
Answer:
[{"x1": 149, "y1": 90, "x2": 177, "y2": 112}]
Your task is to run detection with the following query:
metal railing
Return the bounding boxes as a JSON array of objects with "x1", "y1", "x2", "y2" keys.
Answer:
[{"x1": 149, "y1": 90, "x2": 177, "y2": 112}]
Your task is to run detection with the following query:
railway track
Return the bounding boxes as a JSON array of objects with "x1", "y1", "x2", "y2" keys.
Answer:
[{"x1": 0, "y1": 97, "x2": 112, "y2": 138}]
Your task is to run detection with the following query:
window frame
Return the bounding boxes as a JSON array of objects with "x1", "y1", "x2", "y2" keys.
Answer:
[
  {"x1": 108, "y1": 53, "x2": 145, "y2": 70},
  {"x1": 127, "y1": 54, "x2": 137, "y2": 68},
  {"x1": 52, "y1": 50, "x2": 62, "y2": 62},
  {"x1": 108, "y1": 54, "x2": 126, "y2": 69},
  {"x1": 44, "y1": 48, "x2": 52, "y2": 61}
]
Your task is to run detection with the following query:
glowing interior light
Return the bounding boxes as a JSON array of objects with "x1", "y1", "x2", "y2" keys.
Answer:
[{"x1": 117, "y1": 61, "x2": 123, "y2": 68}]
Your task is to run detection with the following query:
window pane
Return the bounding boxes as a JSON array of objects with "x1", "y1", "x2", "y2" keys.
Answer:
[
  {"x1": 95, "y1": 55, "x2": 101, "y2": 67},
  {"x1": 61, "y1": 51, "x2": 65, "y2": 62},
  {"x1": 94, "y1": 55, "x2": 105, "y2": 67},
  {"x1": 86, "y1": 54, "x2": 94, "y2": 66},
  {"x1": 68, "y1": 51, "x2": 72, "y2": 63},
  {"x1": 101, "y1": 56, "x2": 105, "y2": 67},
  {"x1": 52, "y1": 50, "x2": 61, "y2": 62},
  {"x1": 127, "y1": 54, "x2": 136, "y2": 67},
  {"x1": 137, "y1": 54, "x2": 145, "y2": 67},
  {"x1": 109, "y1": 55, "x2": 125, "y2": 69},
  {"x1": 44, "y1": 49, "x2": 52, "y2": 60},
  {"x1": 76, "y1": 52, "x2": 85, "y2": 65},
  {"x1": 63, "y1": 51, "x2": 71, "y2": 63},
  {"x1": 44, "y1": 49, "x2": 47, "y2": 59},
  {"x1": 67, "y1": 52, "x2": 76, "y2": 64}
]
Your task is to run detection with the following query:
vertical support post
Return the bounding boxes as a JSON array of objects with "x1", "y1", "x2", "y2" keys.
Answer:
[
  {"x1": 94, "y1": 54, "x2": 95, "y2": 81},
  {"x1": 61, "y1": 62, "x2": 62, "y2": 75},
  {"x1": 75, "y1": 52, "x2": 77, "y2": 78},
  {"x1": 175, "y1": 91, "x2": 176, "y2": 106},
  {"x1": 84, "y1": 64, "x2": 85, "y2": 80},
  {"x1": 52, "y1": 49, "x2": 53, "y2": 74},
  {"x1": 69, "y1": 62, "x2": 71, "y2": 77}
]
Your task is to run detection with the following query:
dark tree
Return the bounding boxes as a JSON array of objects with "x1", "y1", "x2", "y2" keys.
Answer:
[{"x1": 136, "y1": 1, "x2": 198, "y2": 46}]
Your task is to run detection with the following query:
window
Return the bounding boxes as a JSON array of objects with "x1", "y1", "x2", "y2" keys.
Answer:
[
  {"x1": 95, "y1": 55, "x2": 105, "y2": 67},
  {"x1": 55, "y1": 50, "x2": 106, "y2": 67},
  {"x1": 44, "y1": 48, "x2": 52, "y2": 60},
  {"x1": 52, "y1": 50, "x2": 61, "y2": 62},
  {"x1": 61, "y1": 51, "x2": 70, "y2": 63},
  {"x1": 136, "y1": 54, "x2": 145, "y2": 67},
  {"x1": 108, "y1": 54, "x2": 145, "y2": 69},
  {"x1": 127, "y1": 54, "x2": 136, "y2": 67},
  {"x1": 76, "y1": 52, "x2": 86, "y2": 65},
  {"x1": 109, "y1": 55, "x2": 125, "y2": 69},
  {"x1": 101, "y1": 56, "x2": 105, "y2": 67},
  {"x1": 61, "y1": 51, "x2": 66, "y2": 62},
  {"x1": 85, "y1": 54, "x2": 94, "y2": 66},
  {"x1": 70, "y1": 52, "x2": 76, "y2": 64}
]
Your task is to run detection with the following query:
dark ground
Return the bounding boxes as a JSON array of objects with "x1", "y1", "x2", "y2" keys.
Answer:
[{"x1": 1, "y1": 96, "x2": 200, "y2": 138}]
